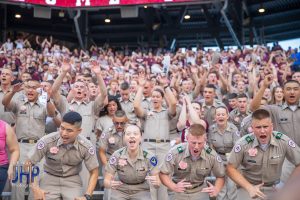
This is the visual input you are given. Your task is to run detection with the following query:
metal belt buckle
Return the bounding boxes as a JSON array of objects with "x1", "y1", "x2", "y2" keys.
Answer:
[
  {"x1": 29, "y1": 140, "x2": 35, "y2": 144},
  {"x1": 156, "y1": 139, "x2": 161, "y2": 143}
]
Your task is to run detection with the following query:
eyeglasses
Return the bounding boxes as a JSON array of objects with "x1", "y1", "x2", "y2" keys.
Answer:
[{"x1": 114, "y1": 122, "x2": 126, "y2": 126}]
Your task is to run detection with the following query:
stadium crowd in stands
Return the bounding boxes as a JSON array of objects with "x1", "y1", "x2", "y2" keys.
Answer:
[{"x1": 0, "y1": 34, "x2": 300, "y2": 200}]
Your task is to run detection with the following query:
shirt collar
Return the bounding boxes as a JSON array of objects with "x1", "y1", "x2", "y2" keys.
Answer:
[
  {"x1": 120, "y1": 147, "x2": 145, "y2": 160},
  {"x1": 251, "y1": 133, "x2": 278, "y2": 148},
  {"x1": 57, "y1": 136, "x2": 79, "y2": 150},
  {"x1": 282, "y1": 101, "x2": 300, "y2": 110},
  {"x1": 70, "y1": 99, "x2": 88, "y2": 105}
]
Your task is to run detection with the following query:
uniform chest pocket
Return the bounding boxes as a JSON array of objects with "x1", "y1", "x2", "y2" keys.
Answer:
[
  {"x1": 269, "y1": 155, "x2": 283, "y2": 165},
  {"x1": 33, "y1": 110, "x2": 45, "y2": 119},
  {"x1": 196, "y1": 168, "x2": 210, "y2": 176}
]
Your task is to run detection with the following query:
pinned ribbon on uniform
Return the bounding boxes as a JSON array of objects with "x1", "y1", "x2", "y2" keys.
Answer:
[
  {"x1": 49, "y1": 146, "x2": 59, "y2": 154},
  {"x1": 178, "y1": 160, "x2": 188, "y2": 170},
  {"x1": 248, "y1": 148, "x2": 258, "y2": 157},
  {"x1": 118, "y1": 159, "x2": 127, "y2": 167}
]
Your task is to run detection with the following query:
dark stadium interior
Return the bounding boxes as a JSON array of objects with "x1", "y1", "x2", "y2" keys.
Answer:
[{"x1": 1, "y1": 0, "x2": 300, "y2": 49}]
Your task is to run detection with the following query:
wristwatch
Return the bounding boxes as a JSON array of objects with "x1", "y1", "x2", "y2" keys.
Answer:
[{"x1": 84, "y1": 194, "x2": 92, "y2": 200}]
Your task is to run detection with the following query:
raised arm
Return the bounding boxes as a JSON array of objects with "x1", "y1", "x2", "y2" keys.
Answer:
[
  {"x1": 2, "y1": 83, "x2": 22, "y2": 110},
  {"x1": 133, "y1": 78, "x2": 146, "y2": 118},
  {"x1": 51, "y1": 60, "x2": 71, "y2": 101},
  {"x1": 249, "y1": 74, "x2": 273, "y2": 111},
  {"x1": 177, "y1": 99, "x2": 187, "y2": 131},
  {"x1": 91, "y1": 61, "x2": 107, "y2": 107}
]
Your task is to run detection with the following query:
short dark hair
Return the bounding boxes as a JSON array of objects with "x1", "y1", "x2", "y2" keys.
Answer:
[
  {"x1": 215, "y1": 105, "x2": 229, "y2": 114},
  {"x1": 283, "y1": 80, "x2": 300, "y2": 88},
  {"x1": 189, "y1": 124, "x2": 206, "y2": 137},
  {"x1": 205, "y1": 84, "x2": 216, "y2": 91},
  {"x1": 237, "y1": 93, "x2": 248, "y2": 99},
  {"x1": 120, "y1": 82, "x2": 130, "y2": 90},
  {"x1": 114, "y1": 110, "x2": 127, "y2": 118},
  {"x1": 62, "y1": 111, "x2": 82, "y2": 128},
  {"x1": 153, "y1": 88, "x2": 164, "y2": 98},
  {"x1": 252, "y1": 108, "x2": 270, "y2": 120},
  {"x1": 228, "y1": 93, "x2": 238, "y2": 100}
]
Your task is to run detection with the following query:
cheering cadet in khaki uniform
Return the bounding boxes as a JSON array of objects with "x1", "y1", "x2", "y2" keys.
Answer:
[
  {"x1": 199, "y1": 84, "x2": 225, "y2": 126},
  {"x1": 51, "y1": 59, "x2": 107, "y2": 191},
  {"x1": 160, "y1": 124, "x2": 225, "y2": 200},
  {"x1": 227, "y1": 109, "x2": 300, "y2": 200},
  {"x1": 250, "y1": 75, "x2": 300, "y2": 182},
  {"x1": 104, "y1": 124, "x2": 160, "y2": 200},
  {"x1": 134, "y1": 77, "x2": 177, "y2": 200},
  {"x1": 208, "y1": 106, "x2": 240, "y2": 200},
  {"x1": 119, "y1": 82, "x2": 138, "y2": 124},
  {"x1": 27, "y1": 111, "x2": 99, "y2": 200},
  {"x1": 99, "y1": 110, "x2": 128, "y2": 200},
  {"x1": 229, "y1": 93, "x2": 252, "y2": 130},
  {"x1": 2, "y1": 79, "x2": 56, "y2": 200}
]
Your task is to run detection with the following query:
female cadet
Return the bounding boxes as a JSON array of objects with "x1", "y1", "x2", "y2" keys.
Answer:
[
  {"x1": 208, "y1": 106, "x2": 240, "y2": 200},
  {"x1": 104, "y1": 124, "x2": 160, "y2": 200}
]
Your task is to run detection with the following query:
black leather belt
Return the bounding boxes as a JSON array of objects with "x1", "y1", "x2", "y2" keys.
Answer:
[
  {"x1": 216, "y1": 151, "x2": 226, "y2": 156},
  {"x1": 189, "y1": 183, "x2": 203, "y2": 189},
  {"x1": 263, "y1": 181, "x2": 280, "y2": 187},
  {"x1": 144, "y1": 139, "x2": 170, "y2": 143},
  {"x1": 122, "y1": 181, "x2": 146, "y2": 185},
  {"x1": 18, "y1": 139, "x2": 38, "y2": 144}
]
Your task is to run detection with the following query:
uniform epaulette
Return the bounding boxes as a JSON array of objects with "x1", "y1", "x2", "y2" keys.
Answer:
[
  {"x1": 245, "y1": 135, "x2": 254, "y2": 144},
  {"x1": 273, "y1": 131, "x2": 283, "y2": 139},
  {"x1": 205, "y1": 146, "x2": 212, "y2": 154},
  {"x1": 177, "y1": 146, "x2": 184, "y2": 153},
  {"x1": 143, "y1": 150, "x2": 148, "y2": 158},
  {"x1": 43, "y1": 132, "x2": 60, "y2": 144}
]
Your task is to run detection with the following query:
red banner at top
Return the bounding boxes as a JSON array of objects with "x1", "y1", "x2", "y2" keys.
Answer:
[{"x1": 11, "y1": 0, "x2": 196, "y2": 7}]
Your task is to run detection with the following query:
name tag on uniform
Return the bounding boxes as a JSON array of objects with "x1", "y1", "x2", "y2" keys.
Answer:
[
  {"x1": 247, "y1": 160, "x2": 256, "y2": 163},
  {"x1": 137, "y1": 167, "x2": 145, "y2": 171},
  {"x1": 280, "y1": 118, "x2": 288, "y2": 122},
  {"x1": 271, "y1": 155, "x2": 281, "y2": 159},
  {"x1": 47, "y1": 156, "x2": 56, "y2": 161}
]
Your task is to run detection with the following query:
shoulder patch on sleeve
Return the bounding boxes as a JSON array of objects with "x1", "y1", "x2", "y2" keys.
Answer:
[
  {"x1": 166, "y1": 153, "x2": 173, "y2": 162},
  {"x1": 109, "y1": 156, "x2": 117, "y2": 165},
  {"x1": 37, "y1": 141, "x2": 45, "y2": 150},
  {"x1": 150, "y1": 156, "x2": 158, "y2": 167},
  {"x1": 235, "y1": 131, "x2": 240, "y2": 137},
  {"x1": 234, "y1": 144, "x2": 241, "y2": 153},
  {"x1": 88, "y1": 147, "x2": 95, "y2": 155},
  {"x1": 216, "y1": 155, "x2": 222, "y2": 163},
  {"x1": 100, "y1": 132, "x2": 106, "y2": 139},
  {"x1": 177, "y1": 146, "x2": 184, "y2": 153},
  {"x1": 288, "y1": 140, "x2": 296, "y2": 148}
]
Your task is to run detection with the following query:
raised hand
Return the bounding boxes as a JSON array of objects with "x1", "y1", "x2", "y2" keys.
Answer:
[
  {"x1": 12, "y1": 83, "x2": 23, "y2": 93},
  {"x1": 61, "y1": 58, "x2": 71, "y2": 73},
  {"x1": 263, "y1": 74, "x2": 273, "y2": 88},
  {"x1": 90, "y1": 60, "x2": 101, "y2": 75}
]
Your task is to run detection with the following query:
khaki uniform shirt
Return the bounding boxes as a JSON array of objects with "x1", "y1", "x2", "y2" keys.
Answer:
[
  {"x1": 228, "y1": 132, "x2": 300, "y2": 185},
  {"x1": 160, "y1": 143, "x2": 225, "y2": 192},
  {"x1": 95, "y1": 115, "x2": 114, "y2": 133},
  {"x1": 169, "y1": 105, "x2": 182, "y2": 140},
  {"x1": 0, "y1": 88, "x2": 23, "y2": 125},
  {"x1": 239, "y1": 114, "x2": 253, "y2": 136},
  {"x1": 120, "y1": 99, "x2": 138, "y2": 124},
  {"x1": 263, "y1": 102, "x2": 300, "y2": 146},
  {"x1": 7, "y1": 99, "x2": 47, "y2": 140},
  {"x1": 55, "y1": 96, "x2": 103, "y2": 138},
  {"x1": 105, "y1": 147, "x2": 159, "y2": 192},
  {"x1": 142, "y1": 108, "x2": 173, "y2": 140},
  {"x1": 208, "y1": 122, "x2": 240, "y2": 161},
  {"x1": 99, "y1": 126, "x2": 126, "y2": 157},
  {"x1": 229, "y1": 108, "x2": 251, "y2": 130},
  {"x1": 28, "y1": 132, "x2": 99, "y2": 177},
  {"x1": 199, "y1": 99, "x2": 225, "y2": 126}
]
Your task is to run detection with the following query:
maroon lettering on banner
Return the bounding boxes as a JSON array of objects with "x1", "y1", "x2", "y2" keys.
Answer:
[{"x1": 10, "y1": 0, "x2": 196, "y2": 7}]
